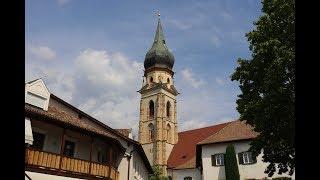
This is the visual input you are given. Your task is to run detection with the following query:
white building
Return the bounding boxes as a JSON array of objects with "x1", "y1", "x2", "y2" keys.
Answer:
[
  {"x1": 166, "y1": 120, "x2": 294, "y2": 180},
  {"x1": 25, "y1": 79, "x2": 153, "y2": 180}
]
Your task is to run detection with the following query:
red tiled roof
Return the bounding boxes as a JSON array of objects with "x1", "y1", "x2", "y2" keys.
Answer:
[
  {"x1": 198, "y1": 120, "x2": 258, "y2": 145},
  {"x1": 167, "y1": 121, "x2": 231, "y2": 169}
]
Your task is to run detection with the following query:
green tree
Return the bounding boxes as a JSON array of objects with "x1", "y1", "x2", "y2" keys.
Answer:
[
  {"x1": 231, "y1": 0, "x2": 295, "y2": 177},
  {"x1": 225, "y1": 144, "x2": 240, "y2": 180},
  {"x1": 149, "y1": 166, "x2": 168, "y2": 180}
]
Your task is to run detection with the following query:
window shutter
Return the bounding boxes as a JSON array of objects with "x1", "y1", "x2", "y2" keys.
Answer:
[
  {"x1": 238, "y1": 152, "x2": 244, "y2": 164},
  {"x1": 211, "y1": 155, "x2": 216, "y2": 166},
  {"x1": 252, "y1": 153, "x2": 257, "y2": 164}
]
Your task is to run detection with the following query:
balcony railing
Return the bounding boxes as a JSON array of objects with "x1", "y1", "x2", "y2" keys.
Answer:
[{"x1": 25, "y1": 147, "x2": 119, "y2": 180}]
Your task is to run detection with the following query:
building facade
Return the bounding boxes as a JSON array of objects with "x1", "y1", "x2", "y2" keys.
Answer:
[
  {"x1": 25, "y1": 79, "x2": 153, "y2": 180},
  {"x1": 138, "y1": 18, "x2": 179, "y2": 176}
]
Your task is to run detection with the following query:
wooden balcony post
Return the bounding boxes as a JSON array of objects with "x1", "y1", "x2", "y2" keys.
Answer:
[
  {"x1": 89, "y1": 136, "x2": 93, "y2": 174},
  {"x1": 59, "y1": 128, "x2": 66, "y2": 170},
  {"x1": 108, "y1": 147, "x2": 112, "y2": 178}
]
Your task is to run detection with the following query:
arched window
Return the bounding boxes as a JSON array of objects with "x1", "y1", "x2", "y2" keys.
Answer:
[
  {"x1": 166, "y1": 124, "x2": 172, "y2": 142},
  {"x1": 166, "y1": 101, "x2": 171, "y2": 117},
  {"x1": 149, "y1": 100, "x2": 155, "y2": 118},
  {"x1": 167, "y1": 78, "x2": 170, "y2": 84},
  {"x1": 184, "y1": 177, "x2": 192, "y2": 180},
  {"x1": 150, "y1": 77, "x2": 153, "y2": 83},
  {"x1": 148, "y1": 123, "x2": 155, "y2": 142}
]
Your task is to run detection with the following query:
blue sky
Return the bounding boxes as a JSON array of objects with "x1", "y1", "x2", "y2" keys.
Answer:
[{"x1": 26, "y1": 0, "x2": 262, "y2": 138}]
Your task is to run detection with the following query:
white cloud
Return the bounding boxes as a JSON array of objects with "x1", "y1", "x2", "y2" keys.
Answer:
[
  {"x1": 72, "y1": 49, "x2": 143, "y2": 135},
  {"x1": 211, "y1": 35, "x2": 221, "y2": 47},
  {"x1": 181, "y1": 68, "x2": 205, "y2": 88},
  {"x1": 29, "y1": 45, "x2": 56, "y2": 60}
]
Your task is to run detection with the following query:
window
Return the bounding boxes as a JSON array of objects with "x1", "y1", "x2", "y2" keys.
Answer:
[
  {"x1": 168, "y1": 176, "x2": 172, "y2": 180},
  {"x1": 167, "y1": 78, "x2": 170, "y2": 84},
  {"x1": 26, "y1": 92, "x2": 46, "y2": 109},
  {"x1": 166, "y1": 101, "x2": 171, "y2": 117},
  {"x1": 31, "y1": 132, "x2": 45, "y2": 150},
  {"x1": 149, "y1": 100, "x2": 155, "y2": 118},
  {"x1": 98, "y1": 151, "x2": 107, "y2": 163},
  {"x1": 211, "y1": 154, "x2": 224, "y2": 166},
  {"x1": 184, "y1": 177, "x2": 192, "y2": 180},
  {"x1": 63, "y1": 140, "x2": 75, "y2": 157},
  {"x1": 150, "y1": 77, "x2": 153, "y2": 83},
  {"x1": 148, "y1": 123, "x2": 155, "y2": 142},
  {"x1": 238, "y1": 151, "x2": 256, "y2": 165}
]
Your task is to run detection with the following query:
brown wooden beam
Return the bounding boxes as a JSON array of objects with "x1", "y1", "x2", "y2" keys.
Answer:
[
  {"x1": 59, "y1": 128, "x2": 66, "y2": 170},
  {"x1": 89, "y1": 137, "x2": 94, "y2": 174}
]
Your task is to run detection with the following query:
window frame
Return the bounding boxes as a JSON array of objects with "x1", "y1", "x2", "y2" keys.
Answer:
[
  {"x1": 215, "y1": 153, "x2": 225, "y2": 166},
  {"x1": 63, "y1": 140, "x2": 76, "y2": 158},
  {"x1": 30, "y1": 131, "x2": 46, "y2": 150},
  {"x1": 241, "y1": 151, "x2": 255, "y2": 165}
]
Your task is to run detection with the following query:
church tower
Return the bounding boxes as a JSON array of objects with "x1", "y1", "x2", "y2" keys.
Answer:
[{"x1": 138, "y1": 17, "x2": 179, "y2": 175}]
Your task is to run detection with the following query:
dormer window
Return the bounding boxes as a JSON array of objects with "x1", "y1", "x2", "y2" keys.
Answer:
[
  {"x1": 26, "y1": 92, "x2": 47, "y2": 109},
  {"x1": 25, "y1": 79, "x2": 51, "y2": 111}
]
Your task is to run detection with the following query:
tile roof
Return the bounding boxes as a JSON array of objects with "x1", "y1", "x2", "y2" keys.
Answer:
[
  {"x1": 115, "y1": 129, "x2": 132, "y2": 137},
  {"x1": 168, "y1": 120, "x2": 258, "y2": 170},
  {"x1": 167, "y1": 122, "x2": 231, "y2": 169},
  {"x1": 25, "y1": 95, "x2": 153, "y2": 173},
  {"x1": 198, "y1": 120, "x2": 258, "y2": 145}
]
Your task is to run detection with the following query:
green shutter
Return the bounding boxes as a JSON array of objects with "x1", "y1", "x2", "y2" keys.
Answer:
[
  {"x1": 238, "y1": 152, "x2": 244, "y2": 164},
  {"x1": 211, "y1": 155, "x2": 216, "y2": 166}
]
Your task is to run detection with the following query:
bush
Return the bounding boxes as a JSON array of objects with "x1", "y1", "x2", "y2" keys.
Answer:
[{"x1": 225, "y1": 144, "x2": 240, "y2": 180}]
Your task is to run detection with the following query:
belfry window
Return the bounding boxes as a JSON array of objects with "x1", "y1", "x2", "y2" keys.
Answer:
[
  {"x1": 166, "y1": 101, "x2": 171, "y2": 117},
  {"x1": 149, "y1": 100, "x2": 155, "y2": 118},
  {"x1": 148, "y1": 123, "x2": 155, "y2": 142}
]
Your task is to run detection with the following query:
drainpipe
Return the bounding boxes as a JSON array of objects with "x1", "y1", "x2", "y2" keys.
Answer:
[{"x1": 126, "y1": 149, "x2": 135, "y2": 180}]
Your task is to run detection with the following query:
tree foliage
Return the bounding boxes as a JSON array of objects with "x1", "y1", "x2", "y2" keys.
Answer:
[
  {"x1": 225, "y1": 144, "x2": 240, "y2": 180},
  {"x1": 149, "y1": 166, "x2": 168, "y2": 180},
  {"x1": 231, "y1": 0, "x2": 295, "y2": 177}
]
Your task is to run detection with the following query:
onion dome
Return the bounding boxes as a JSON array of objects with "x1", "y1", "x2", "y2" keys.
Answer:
[{"x1": 144, "y1": 18, "x2": 175, "y2": 70}]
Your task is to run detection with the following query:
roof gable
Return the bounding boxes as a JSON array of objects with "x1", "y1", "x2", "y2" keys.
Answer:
[
  {"x1": 25, "y1": 78, "x2": 50, "y2": 97},
  {"x1": 167, "y1": 121, "x2": 231, "y2": 169},
  {"x1": 25, "y1": 78, "x2": 51, "y2": 110},
  {"x1": 198, "y1": 120, "x2": 258, "y2": 145}
]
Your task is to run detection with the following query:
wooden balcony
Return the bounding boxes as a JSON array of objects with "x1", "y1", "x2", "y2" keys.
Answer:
[{"x1": 25, "y1": 147, "x2": 119, "y2": 180}]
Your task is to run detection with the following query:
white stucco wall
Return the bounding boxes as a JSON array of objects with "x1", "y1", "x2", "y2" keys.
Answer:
[
  {"x1": 201, "y1": 141, "x2": 295, "y2": 180},
  {"x1": 132, "y1": 151, "x2": 150, "y2": 180},
  {"x1": 168, "y1": 168, "x2": 201, "y2": 180},
  {"x1": 25, "y1": 171, "x2": 86, "y2": 180}
]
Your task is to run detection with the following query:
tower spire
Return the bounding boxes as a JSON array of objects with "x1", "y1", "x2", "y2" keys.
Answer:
[
  {"x1": 154, "y1": 12, "x2": 165, "y2": 43},
  {"x1": 144, "y1": 13, "x2": 175, "y2": 70}
]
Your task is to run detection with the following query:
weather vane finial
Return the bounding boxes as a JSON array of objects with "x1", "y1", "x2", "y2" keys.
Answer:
[{"x1": 156, "y1": 11, "x2": 161, "y2": 18}]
